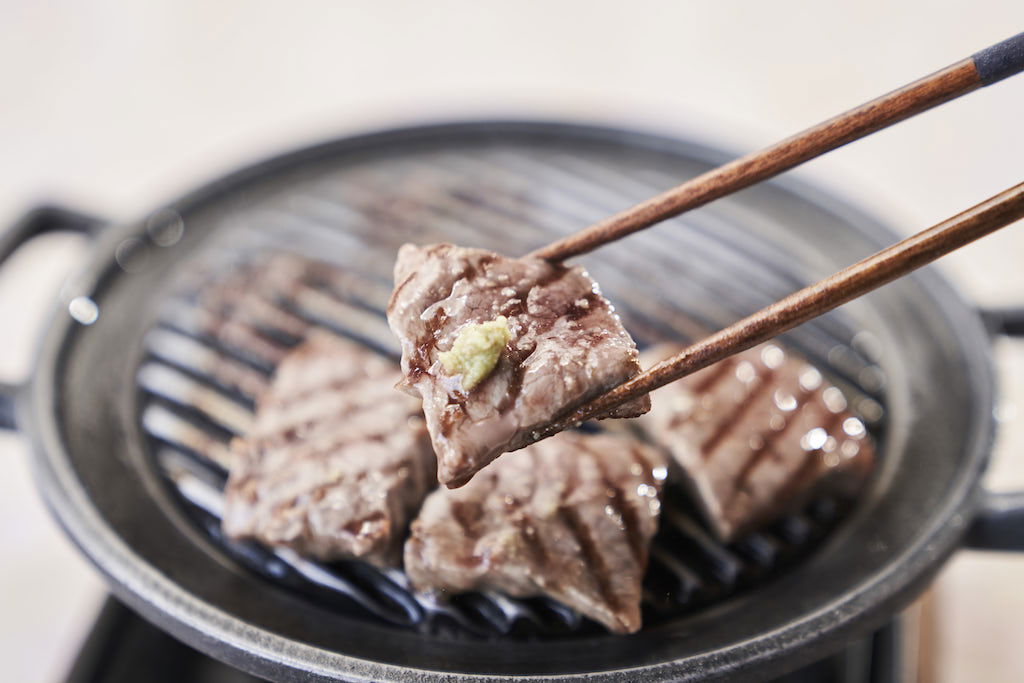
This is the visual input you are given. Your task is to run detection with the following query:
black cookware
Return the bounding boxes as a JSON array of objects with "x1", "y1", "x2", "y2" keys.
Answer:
[{"x1": 3, "y1": 122, "x2": 1022, "y2": 681}]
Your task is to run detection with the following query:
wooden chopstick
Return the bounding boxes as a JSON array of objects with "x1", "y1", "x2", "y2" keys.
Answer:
[
  {"x1": 534, "y1": 181, "x2": 1024, "y2": 441},
  {"x1": 531, "y1": 32, "x2": 1024, "y2": 262}
]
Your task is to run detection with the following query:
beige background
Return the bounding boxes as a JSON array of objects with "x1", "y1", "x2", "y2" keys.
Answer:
[{"x1": 1, "y1": 2, "x2": 1022, "y2": 681}]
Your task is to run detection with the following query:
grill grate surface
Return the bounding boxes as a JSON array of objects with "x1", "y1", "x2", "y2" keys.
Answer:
[{"x1": 137, "y1": 141, "x2": 885, "y2": 638}]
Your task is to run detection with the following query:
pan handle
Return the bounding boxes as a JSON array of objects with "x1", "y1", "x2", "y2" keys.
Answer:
[
  {"x1": 0, "y1": 205, "x2": 105, "y2": 430},
  {"x1": 981, "y1": 307, "x2": 1024, "y2": 337},
  {"x1": 0, "y1": 382, "x2": 17, "y2": 431},
  {"x1": 966, "y1": 492, "x2": 1024, "y2": 551},
  {"x1": 964, "y1": 307, "x2": 1024, "y2": 551}
]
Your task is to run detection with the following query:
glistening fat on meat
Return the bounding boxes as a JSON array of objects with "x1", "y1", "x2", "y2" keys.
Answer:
[
  {"x1": 386, "y1": 243, "x2": 649, "y2": 488},
  {"x1": 637, "y1": 343, "x2": 874, "y2": 542}
]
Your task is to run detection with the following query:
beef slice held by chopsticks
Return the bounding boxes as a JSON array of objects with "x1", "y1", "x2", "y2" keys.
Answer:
[
  {"x1": 222, "y1": 332, "x2": 436, "y2": 566},
  {"x1": 386, "y1": 243, "x2": 649, "y2": 488},
  {"x1": 404, "y1": 430, "x2": 667, "y2": 634},
  {"x1": 637, "y1": 343, "x2": 874, "y2": 542}
]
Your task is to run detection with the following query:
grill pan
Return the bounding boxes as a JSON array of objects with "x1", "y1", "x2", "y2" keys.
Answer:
[{"x1": 2, "y1": 121, "x2": 1023, "y2": 681}]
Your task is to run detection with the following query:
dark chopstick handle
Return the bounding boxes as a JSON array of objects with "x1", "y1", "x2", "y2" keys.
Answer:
[
  {"x1": 532, "y1": 33, "x2": 1024, "y2": 263},
  {"x1": 972, "y1": 31, "x2": 1024, "y2": 85},
  {"x1": 537, "y1": 182, "x2": 1024, "y2": 439}
]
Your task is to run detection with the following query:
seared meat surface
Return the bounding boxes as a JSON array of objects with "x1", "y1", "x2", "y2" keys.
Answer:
[
  {"x1": 222, "y1": 332, "x2": 436, "y2": 565},
  {"x1": 386, "y1": 243, "x2": 649, "y2": 488},
  {"x1": 638, "y1": 343, "x2": 874, "y2": 541},
  {"x1": 195, "y1": 253, "x2": 317, "y2": 367},
  {"x1": 404, "y1": 431, "x2": 666, "y2": 634}
]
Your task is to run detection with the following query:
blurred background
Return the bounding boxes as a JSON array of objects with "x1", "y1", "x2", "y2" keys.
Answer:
[{"x1": 1, "y1": 2, "x2": 1022, "y2": 681}]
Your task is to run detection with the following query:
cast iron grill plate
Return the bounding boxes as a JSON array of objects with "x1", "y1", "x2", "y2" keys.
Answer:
[{"x1": 134, "y1": 138, "x2": 886, "y2": 639}]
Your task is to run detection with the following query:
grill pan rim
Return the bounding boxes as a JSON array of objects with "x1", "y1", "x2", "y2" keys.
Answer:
[{"x1": 23, "y1": 120, "x2": 995, "y2": 682}]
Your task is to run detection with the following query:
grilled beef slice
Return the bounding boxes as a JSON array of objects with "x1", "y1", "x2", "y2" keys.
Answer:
[
  {"x1": 194, "y1": 253, "x2": 318, "y2": 367},
  {"x1": 222, "y1": 332, "x2": 436, "y2": 565},
  {"x1": 404, "y1": 431, "x2": 666, "y2": 634},
  {"x1": 386, "y1": 243, "x2": 649, "y2": 489},
  {"x1": 638, "y1": 343, "x2": 874, "y2": 541}
]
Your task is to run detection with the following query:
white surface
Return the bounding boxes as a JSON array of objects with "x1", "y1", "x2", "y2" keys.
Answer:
[{"x1": 1, "y1": 2, "x2": 1022, "y2": 682}]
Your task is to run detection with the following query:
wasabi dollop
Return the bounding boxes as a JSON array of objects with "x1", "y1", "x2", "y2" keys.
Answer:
[{"x1": 439, "y1": 316, "x2": 512, "y2": 391}]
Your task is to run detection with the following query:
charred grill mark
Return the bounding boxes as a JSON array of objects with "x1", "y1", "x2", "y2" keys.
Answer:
[
  {"x1": 450, "y1": 501, "x2": 482, "y2": 537},
  {"x1": 558, "y1": 506, "x2": 621, "y2": 614},
  {"x1": 511, "y1": 449, "x2": 550, "y2": 569},
  {"x1": 512, "y1": 514, "x2": 547, "y2": 565},
  {"x1": 269, "y1": 391, "x2": 402, "y2": 434},
  {"x1": 626, "y1": 446, "x2": 656, "y2": 486},
  {"x1": 618, "y1": 507, "x2": 649, "y2": 565},
  {"x1": 564, "y1": 291, "x2": 601, "y2": 323},
  {"x1": 269, "y1": 367, "x2": 395, "y2": 409},
  {"x1": 667, "y1": 359, "x2": 735, "y2": 429},
  {"x1": 261, "y1": 413, "x2": 402, "y2": 459},
  {"x1": 236, "y1": 294, "x2": 310, "y2": 339},
  {"x1": 311, "y1": 263, "x2": 393, "y2": 305},
  {"x1": 256, "y1": 460, "x2": 407, "y2": 525},
  {"x1": 605, "y1": 468, "x2": 644, "y2": 563},
  {"x1": 576, "y1": 441, "x2": 647, "y2": 565},
  {"x1": 272, "y1": 379, "x2": 361, "y2": 410},
  {"x1": 439, "y1": 398, "x2": 466, "y2": 438},
  {"x1": 726, "y1": 387, "x2": 822, "y2": 508},
  {"x1": 200, "y1": 315, "x2": 291, "y2": 367},
  {"x1": 496, "y1": 356, "x2": 525, "y2": 413},
  {"x1": 521, "y1": 265, "x2": 593, "y2": 338},
  {"x1": 693, "y1": 357, "x2": 736, "y2": 393},
  {"x1": 699, "y1": 366, "x2": 774, "y2": 459},
  {"x1": 774, "y1": 409, "x2": 848, "y2": 504},
  {"x1": 458, "y1": 253, "x2": 497, "y2": 283},
  {"x1": 531, "y1": 263, "x2": 572, "y2": 290},
  {"x1": 198, "y1": 271, "x2": 310, "y2": 339},
  {"x1": 388, "y1": 272, "x2": 416, "y2": 309},
  {"x1": 552, "y1": 458, "x2": 622, "y2": 613},
  {"x1": 411, "y1": 308, "x2": 448, "y2": 381},
  {"x1": 476, "y1": 253, "x2": 497, "y2": 274}
]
